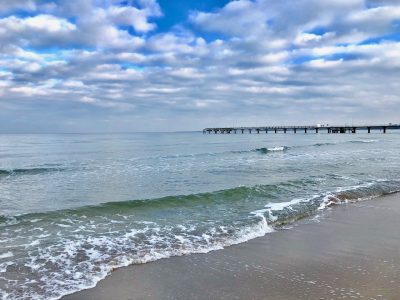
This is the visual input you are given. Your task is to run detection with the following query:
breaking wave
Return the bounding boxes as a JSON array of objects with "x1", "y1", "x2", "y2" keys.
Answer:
[
  {"x1": 255, "y1": 146, "x2": 288, "y2": 153},
  {"x1": 1, "y1": 178, "x2": 399, "y2": 300},
  {"x1": 0, "y1": 167, "x2": 64, "y2": 177}
]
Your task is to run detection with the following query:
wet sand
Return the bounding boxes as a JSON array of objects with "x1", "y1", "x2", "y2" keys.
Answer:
[{"x1": 64, "y1": 193, "x2": 400, "y2": 300}]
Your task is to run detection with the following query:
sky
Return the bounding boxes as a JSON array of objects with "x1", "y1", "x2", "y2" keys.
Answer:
[{"x1": 0, "y1": 0, "x2": 400, "y2": 133}]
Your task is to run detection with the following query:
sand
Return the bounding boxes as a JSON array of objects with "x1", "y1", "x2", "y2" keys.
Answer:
[{"x1": 63, "y1": 193, "x2": 400, "y2": 300}]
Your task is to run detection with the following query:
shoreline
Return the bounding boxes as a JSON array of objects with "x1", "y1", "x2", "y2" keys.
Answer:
[{"x1": 63, "y1": 193, "x2": 400, "y2": 300}]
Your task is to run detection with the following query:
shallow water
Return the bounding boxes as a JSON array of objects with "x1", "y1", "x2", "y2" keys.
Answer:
[{"x1": 1, "y1": 132, "x2": 400, "y2": 299}]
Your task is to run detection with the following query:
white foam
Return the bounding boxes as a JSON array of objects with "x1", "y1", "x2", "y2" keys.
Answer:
[
  {"x1": 266, "y1": 198, "x2": 306, "y2": 211},
  {"x1": 3, "y1": 180, "x2": 399, "y2": 300},
  {"x1": 358, "y1": 139, "x2": 378, "y2": 143},
  {"x1": 0, "y1": 251, "x2": 13, "y2": 259},
  {"x1": 267, "y1": 146, "x2": 286, "y2": 152},
  {"x1": 258, "y1": 197, "x2": 313, "y2": 222},
  {"x1": 318, "y1": 181, "x2": 394, "y2": 210},
  {"x1": 56, "y1": 223, "x2": 72, "y2": 228},
  {"x1": 0, "y1": 213, "x2": 278, "y2": 300},
  {"x1": 0, "y1": 261, "x2": 15, "y2": 274},
  {"x1": 30, "y1": 219, "x2": 42, "y2": 223}
]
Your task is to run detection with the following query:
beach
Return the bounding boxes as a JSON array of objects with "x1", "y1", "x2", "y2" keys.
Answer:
[{"x1": 64, "y1": 192, "x2": 400, "y2": 300}]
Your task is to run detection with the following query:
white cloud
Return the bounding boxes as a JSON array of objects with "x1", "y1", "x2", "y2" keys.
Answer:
[
  {"x1": 10, "y1": 86, "x2": 49, "y2": 96},
  {"x1": 107, "y1": 5, "x2": 159, "y2": 32},
  {"x1": 0, "y1": 1, "x2": 160, "y2": 51},
  {"x1": 169, "y1": 68, "x2": 204, "y2": 79},
  {"x1": 63, "y1": 80, "x2": 85, "y2": 88},
  {"x1": 307, "y1": 58, "x2": 344, "y2": 68},
  {"x1": 191, "y1": 0, "x2": 268, "y2": 37},
  {"x1": 0, "y1": 14, "x2": 76, "y2": 49},
  {"x1": 0, "y1": 14, "x2": 76, "y2": 33},
  {"x1": 294, "y1": 32, "x2": 336, "y2": 46}
]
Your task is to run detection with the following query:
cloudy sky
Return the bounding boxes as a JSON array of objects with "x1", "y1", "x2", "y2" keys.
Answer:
[{"x1": 0, "y1": 0, "x2": 399, "y2": 132}]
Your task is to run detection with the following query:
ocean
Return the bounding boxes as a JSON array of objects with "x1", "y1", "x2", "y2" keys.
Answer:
[{"x1": 1, "y1": 132, "x2": 400, "y2": 299}]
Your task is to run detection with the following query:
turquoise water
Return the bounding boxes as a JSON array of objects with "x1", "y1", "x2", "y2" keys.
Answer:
[{"x1": 1, "y1": 132, "x2": 400, "y2": 299}]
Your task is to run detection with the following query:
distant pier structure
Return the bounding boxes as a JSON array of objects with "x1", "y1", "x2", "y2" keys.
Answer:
[{"x1": 203, "y1": 124, "x2": 400, "y2": 134}]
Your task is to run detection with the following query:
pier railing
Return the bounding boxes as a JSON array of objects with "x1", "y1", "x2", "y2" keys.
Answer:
[{"x1": 203, "y1": 124, "x2": 400, "y2": 134}]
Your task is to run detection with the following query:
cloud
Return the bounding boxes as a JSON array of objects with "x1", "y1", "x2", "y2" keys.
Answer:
[
  {"x1": 0, "y1": 0, "x2": 36, "y2": 14},
  {"x1": 0, "y1": 0, "x2": 161, "y2": 51},
  {"x1": 0, "y1": 14, "x2": 76, "y2": 49},
  {"x1": 0, "y1": 0, "x2": 400, "y2": 132},
  {"x1": 107, "y1": 4, "x2": 161, "y2": 32},
  {"x1": 190, "y1": 1, "x2": 269, "y2": 37}
]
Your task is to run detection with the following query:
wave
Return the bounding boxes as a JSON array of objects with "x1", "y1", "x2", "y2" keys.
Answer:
[
  {"x1": 125, "y1": 139, "x2": 379, "y2": 161},
  {"x1": 301, "y1": 139, "x2": 377, "y2": 149},
  {"x1": 2, "y1": 178, "x2": 398, "y2": 226},
  {"x1": 200, "y1": 139, "x2": 378, "y2": 157},
  {"x1": 347, "y1": 139, "x2": 378, "y2": 144},
  {"x1": 260, "y1": 180, "x2": 400, "y2": 226},
  {"x1": 255, "y1": 146, "x2": 288, "y2": 153},
  {"x1": 0, "y1": 178, "x2": 314, "y2": 223},
  {"x1": 0, "y1": 167, "x2": 64, "y2": 177},
  {"x1": 312, "y1": 142, "x2": 336, "y2": 147},
  {"x1": 1, "y1": 178, "x2": 399, "y2": 299}
]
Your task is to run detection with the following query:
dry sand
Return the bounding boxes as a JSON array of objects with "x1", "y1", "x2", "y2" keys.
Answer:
[{"x1": 64, "y1": 193, "x2": 400, "y2": 300}]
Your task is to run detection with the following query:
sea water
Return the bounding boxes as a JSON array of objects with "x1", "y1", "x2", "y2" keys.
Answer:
[{"x1": 1, "y1": 132, "x2": 400, "y2": 299}]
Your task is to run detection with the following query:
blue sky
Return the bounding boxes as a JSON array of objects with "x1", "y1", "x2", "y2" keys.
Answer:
[{"x1": 0, "y1": 0, "x2": 400, "y2": 132}]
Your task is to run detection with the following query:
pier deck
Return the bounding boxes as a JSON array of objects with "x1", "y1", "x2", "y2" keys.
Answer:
[{"x1": 203, "y1": 124, "x2": 400, "y2": 134}]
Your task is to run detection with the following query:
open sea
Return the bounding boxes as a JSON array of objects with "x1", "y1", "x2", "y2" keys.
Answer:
[{"x1": 1, "y1": 132, "x2": 400, "y2": 299}]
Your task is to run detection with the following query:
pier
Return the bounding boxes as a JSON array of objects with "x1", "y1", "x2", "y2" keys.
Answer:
[{"x1": 203, "y1": 124, "x2": 400, "y2": 134}]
